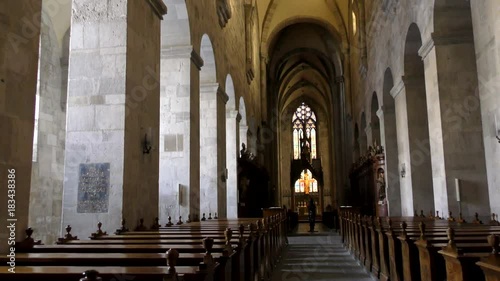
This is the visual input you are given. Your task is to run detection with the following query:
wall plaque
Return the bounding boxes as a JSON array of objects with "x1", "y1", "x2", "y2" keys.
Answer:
[{"x1": 77, "y1": 163, "x2": 110, "y2": 213}]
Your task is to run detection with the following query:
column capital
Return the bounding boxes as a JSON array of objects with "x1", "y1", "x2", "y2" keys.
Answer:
[
  {"x1": 147, "y1": 0, "x2": 168, "y2": 19},
  {"x1": 376, "y1": 108, "x2": 384, "y2": 119},
  {"x1": 418, "y1": 36, "x2": 435, "y2": 60},
  {"x1": 162, "y1": 45, "x2": 192, "y2": 59},
  {"x1": 200, "y1": 82, "x2": 218, "y2": 94},
  {"x1": 226, "y1": 109, "x2": 239, "y2": 119},
  {"x1": 217, "y1": 86, "x2": 229, "y2": 104},
  {"x1": 191, "y1": 49, "x2": 204, "y2": 70},
  {"x1": 364, "y1": 123, "x2": 372, "y2": 134},
  {"x1": 390, "y1": 77, "x2": 405, "y2": 99}
]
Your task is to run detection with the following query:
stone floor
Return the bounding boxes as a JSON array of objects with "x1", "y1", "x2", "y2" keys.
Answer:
[{"x1": 271, "y1": 223, "x2": 375, "y2": 281}]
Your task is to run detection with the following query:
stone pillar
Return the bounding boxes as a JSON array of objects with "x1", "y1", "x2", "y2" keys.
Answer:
[
  {"x1": 216, "y1": 86, "x2": 229, "y2": 218},
  {"x1": 226, "y1": 110, "x2": 239, "y2": 218},
  {"x1": 470, "y1": 0, "x2": 500, "y2": 216},
  {"x1": 393, "y1": 76, "x2": 435, "y2": 215},
  {"x1": 159, "y1": 45, "x2": 192, "y2": 222},
  {"x1": 378, "y1": 108, "x2": 401, "y2": 215},
  {"x1": 189, "y1": 50, "x2": 203, "y2": 221},
  {"x1": 0, "y1": 0, "x2": 42, "y2": 254},
  {"x1": 391, "y1": 80, "x2": 413, "y2": 215},
  {"x1": 239, "y1": 125, "x2": 249, "y2": 151},
  {"x1": 420, "y1": 33, "x2": 490, "y2": 217},
  {"x1": 365, "y1": 124, "x2": 373, "y2": 148},
  {"x1": 199, "y1": 83, "x2": 219, "y2": 215},
  {"x1": 62, "y1": 0, "x2": 166, "y2": 238},
  {"x1": 260, "y1": 54, "x2": 268, "y2": 121}
]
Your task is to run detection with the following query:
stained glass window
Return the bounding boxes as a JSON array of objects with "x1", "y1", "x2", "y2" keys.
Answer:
[
  {"x1": 292, "y1": 102, "x2": 318, "y2": 160},
  {"x1": 293, "y1": 169, "x2": 318, "y2": 194}
]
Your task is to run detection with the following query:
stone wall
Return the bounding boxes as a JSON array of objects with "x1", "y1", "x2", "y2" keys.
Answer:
[
  {"x1": 470, "y1": 0, "x2": 500, "y2": 215},
  {"x1": 159, "y1": 0, "x2": 192, "y2": 222},
  {"x1": 29, "y1": 8, "x2": 67, "y2": 245},
  {"x1": 352, "y1": 0, "x2": 498, "y2": 219},
  {"x1": 63, "y1": 0, "x2": 164, "y2": 238}
]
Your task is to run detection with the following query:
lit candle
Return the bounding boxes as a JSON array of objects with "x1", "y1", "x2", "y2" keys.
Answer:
[{"x1": 455, "y1": 178, "x2": 460, "y2": 202}]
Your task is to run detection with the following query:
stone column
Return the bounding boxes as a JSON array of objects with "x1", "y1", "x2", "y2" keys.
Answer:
[
  {"x1": 239, "y1": 124, "x2": 249, "y2": 151},
  {"x1": 391, "y1": 80, "x2": 413, "y2": 215},
  {"x1": 199, "y1": 83, "x2": 219, "y2": 216},
  {"x1": 216, "y1": 86, "x2": 229, "y2": 218},
  {"x1": 378, "y1": 107, "x2": 401, "y2": 216},
  {"x1": 159, "y1": 45, "x2": 192, "y2": 223},
  {"x1": 420, "y1": 33, "x2": 490, "y2": 217},
  {"x1": 189, "y1": 50, "x2": 203, "y2": 221},
  {"x1": 62, "y1": 0, "x2": 166, "y2": 238},
  {"x1": 365, "y1": 124, "x2": 373, "y2": 148},
  {"x1": 470, "y1": 0, "x2": 500, "y2": 216},
  {"x1": 226, "y1": 110, "x2": 239, "y2": 218},
  {"x1": 393, "y1": 76, "x2": 435, "y2": 215},
  {"x1": 335, "y1": 75, "x2": 346, "y2": 207},
  {"x1": 0, "y1": 0, "x2": 42, "y2": 254}
]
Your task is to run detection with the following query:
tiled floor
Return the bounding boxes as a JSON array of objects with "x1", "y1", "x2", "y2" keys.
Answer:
[{"x1": 271, "y1": 223, "x2": 375, "y2": 281}]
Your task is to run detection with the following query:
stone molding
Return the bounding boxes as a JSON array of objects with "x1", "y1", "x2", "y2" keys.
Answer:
[
  {"x1": 335, "y1": 75, "x2": 345, "y2": 84},
  {"x1": 390, "y1": 77, "x2": 405, "y2": 99},
  {"x1": 364, "y1": 123, "x2": 372, "y2": 134},
  {"x1": 217, "y1": 86, "x2": 229, "y2": 104},
  {"x1": 418, "y1": 36, "x2": 435, "y2": 60},
  {"x1": 200, "y1": 82, "x2": 219, "y2": 94},
  {"x1": 191, "y1": 49, "x2": 204, "y2": 70},
  {"x1": 161, "y1": 45, "x2": 192, "y2": 59},
  {"x1": 376, "y1": 108, "x2": 384, "y2": 118},
  {"x1": 236, "y1": 112, "x2": 242, "y2": 123},
  {"x1": 146, "y1": 0, "x2": 168, "y2": 19},
  {"x1": 226, "y1": 109, "x2": 239, "y2": 119},
  {"x1": 216, "y1": 0, "x2": 232, "y2": 28}
]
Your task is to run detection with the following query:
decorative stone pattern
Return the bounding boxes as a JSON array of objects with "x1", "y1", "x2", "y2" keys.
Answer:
[{"x1": 77, "y1": 163, "x2": 110, "y2": 213}]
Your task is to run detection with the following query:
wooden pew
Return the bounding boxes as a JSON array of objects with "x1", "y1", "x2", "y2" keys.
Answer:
[
  {"x1": 7, "y1": 211, "x2": 288, "y2": 281},
  {"x1": 339, "y1": 211, "x2": 500, "y2": 281},
  {"x1": 476, "y1": 235, "x2": 500, "y2": 281}
]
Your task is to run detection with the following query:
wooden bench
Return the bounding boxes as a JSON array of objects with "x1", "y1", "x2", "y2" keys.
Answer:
[
  {"x1": 339, "y1": 210, "x2": 500, "y2": 281},
  {"x1": 8, "y1": 212, "x2": 288, "y2": 281}
]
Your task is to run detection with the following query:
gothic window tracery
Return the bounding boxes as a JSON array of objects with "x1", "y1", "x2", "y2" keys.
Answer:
[{"x1": 292, "y1": 102, "x2": 317, "y2": 160}]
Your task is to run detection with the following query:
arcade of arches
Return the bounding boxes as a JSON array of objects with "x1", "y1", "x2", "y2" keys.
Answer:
[{"x1": 1, "y1": 0, "x2": 500, "y2": 251}]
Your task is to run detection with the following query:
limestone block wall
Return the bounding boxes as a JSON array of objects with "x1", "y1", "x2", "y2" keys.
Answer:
[
  {"x1": 184, "y1": 0, "x2": 262, "y2": 215},
  {"x1": 352, "y1": 0, "x2": 496, "y2": 219},
  {"x1": 226, "y1": 110, "x2": 239, "y2": 218},
  {"x1": 159, "y1": 53, "x2": 191, "y2": 222},
  {"x1": 159, "y1": 1, "x2": 192, "y2": 222},
  {"x1": 470, "y1": 0, "x2": 500, "y2": 215},
  {"x1": 199, "y1": 84, "x2": 219, "y2": 216},
  {"x1": 63, "y1": 0, "x2": 164, "y2": 237},
  {"x1": 29, "y1": 9, "x2": 67, "y2": 245},
  {"x1": 0, "y1": 0, "x2": 42, "y2": 254},
  {"x1": 62, "y1": 0, "x2": 128, "y2": 238}
]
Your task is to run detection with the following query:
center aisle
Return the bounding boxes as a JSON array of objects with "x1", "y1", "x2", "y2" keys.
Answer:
[{"x1": 271, "y1": 224, "x2": 375, "y2": 281}]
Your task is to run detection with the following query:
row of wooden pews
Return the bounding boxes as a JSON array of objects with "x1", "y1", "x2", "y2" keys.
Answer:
[
  {"x1": 0, "y1": 212, "x2": 288, "y2": 281},
  {"x1": 339, "y1": 210, "x2": 500, "y2": 281}
]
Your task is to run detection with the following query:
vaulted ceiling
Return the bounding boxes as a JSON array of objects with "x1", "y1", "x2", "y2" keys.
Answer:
[{"x1": 258, "y1": 0, "x2": 350, "y2": 116}]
